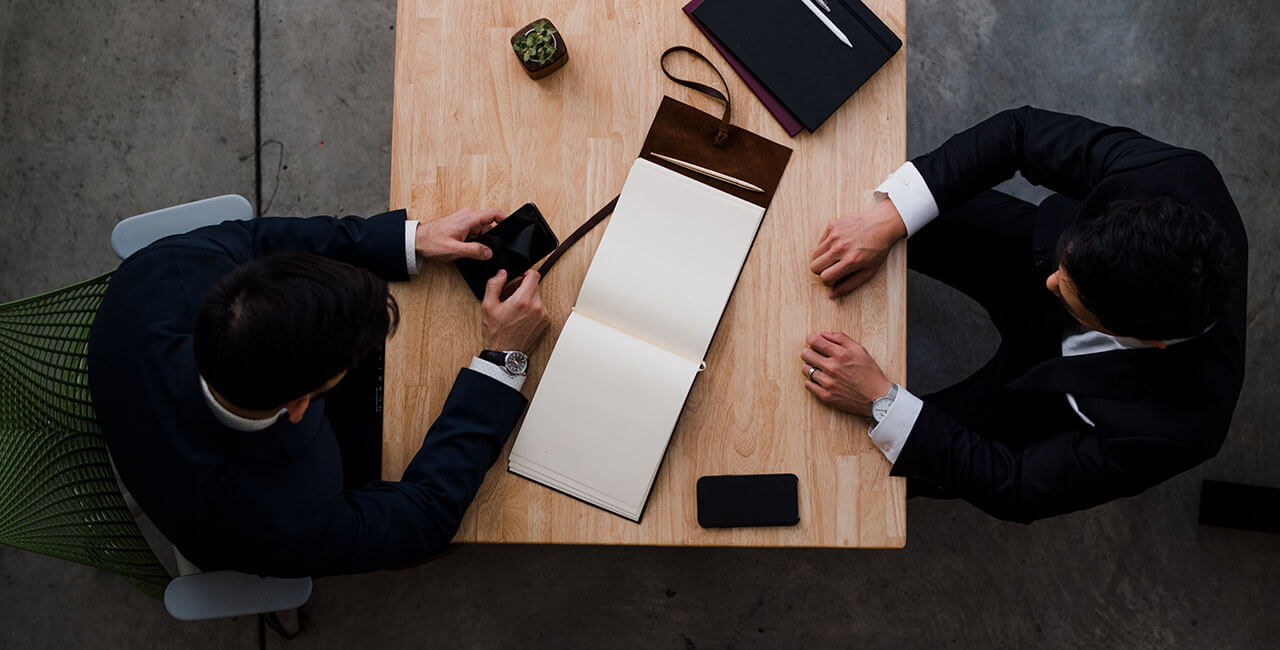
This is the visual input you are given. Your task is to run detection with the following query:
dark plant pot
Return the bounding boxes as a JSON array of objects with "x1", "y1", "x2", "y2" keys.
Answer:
[{"x1": 510, "y1": 18, "x2": 569, "y2": 80}]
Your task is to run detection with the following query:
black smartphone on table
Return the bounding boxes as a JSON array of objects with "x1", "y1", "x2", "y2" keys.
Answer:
[
  {"x1": 453, "y1": 202, "x2": 559, "y2": 300},
  {"x1": 697, "y1": 473, "x2": 800, "y2": 528}
]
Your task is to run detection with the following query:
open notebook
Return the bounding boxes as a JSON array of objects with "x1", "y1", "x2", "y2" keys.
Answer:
[{"x1": 508, "y1": 158, "x2": 767, "y2": 520}]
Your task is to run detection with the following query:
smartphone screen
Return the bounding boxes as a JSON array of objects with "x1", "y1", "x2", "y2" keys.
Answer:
[
  {"x1": 454, "y1": 203, "x2": 559, "y2": 299},
  {"x1": 696, "y1": 473, "x2": 800, "y2": 528},
  {"x1": 484, "y1": 203, "x2": 556, "y2": 257}
]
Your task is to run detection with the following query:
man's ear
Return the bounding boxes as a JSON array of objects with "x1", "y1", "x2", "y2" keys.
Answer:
[{"x1": 283, "y1": 394, "x2": 312, "y2": 423}]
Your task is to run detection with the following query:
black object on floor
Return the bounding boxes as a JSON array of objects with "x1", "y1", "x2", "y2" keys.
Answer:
[
  {"x1": 1198, "y1": 479, "x2": 1280, "y2": 533},
  {"x1": 259, "y1": 608, "x2": 307, "y2": 647}
]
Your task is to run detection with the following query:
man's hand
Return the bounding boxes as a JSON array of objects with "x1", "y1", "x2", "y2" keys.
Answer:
[
  {"x1": 481, "y1": 270, "x2": 549, "y2": 352},
  {"x1": 801, "y1": 332, "x2": 892, "y2": 417},
  {"x1": 415, "y1": 207, "x2": 506, "y2": 263},
  {"x1": 810, "y1": 199, "x2": 907, "y2": 299}
]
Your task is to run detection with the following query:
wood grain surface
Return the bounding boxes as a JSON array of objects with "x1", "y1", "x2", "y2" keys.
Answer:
[{"x1": 386, "y1": 0, "x2": 906, "y2": 547}]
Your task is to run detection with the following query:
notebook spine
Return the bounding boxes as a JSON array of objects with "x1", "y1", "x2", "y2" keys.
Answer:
[{"x1": 832, "y1": 0, "x2": 900, "y2": 53}]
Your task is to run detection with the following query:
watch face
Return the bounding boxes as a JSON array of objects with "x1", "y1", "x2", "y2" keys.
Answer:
[
  {"x1": 872, "y1": 398, "x2": 892, "y2": 422},
  {"x1": 504, "y1": 351, "x2": 529, "y2": 375}
]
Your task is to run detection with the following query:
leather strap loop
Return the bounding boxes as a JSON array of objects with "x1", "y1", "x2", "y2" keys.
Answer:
[
  {"x1": 537, "y1": 195, "x2": 619, "y2": 276},
  {"x1": 660, "y1": 46, "x2": 732, "y2": 147}
]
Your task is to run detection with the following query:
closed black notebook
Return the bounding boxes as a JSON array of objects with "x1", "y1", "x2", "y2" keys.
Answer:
[{"x1": 692, "y1": 0, "x2": 902, "y2": 133}]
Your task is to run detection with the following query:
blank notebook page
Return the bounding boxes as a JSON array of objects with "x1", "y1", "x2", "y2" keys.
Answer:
[
  {"x1": 510, "y1": 157, "x2": 768, "y2": 520},
  {"x1": 574, "y1": 158, "x2": 766, "y2": 362},
  {"x1": 509, "y1": 311, "x2": 702, "y2": 517}
]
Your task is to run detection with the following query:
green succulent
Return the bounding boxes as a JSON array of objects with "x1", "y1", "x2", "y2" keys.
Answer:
[{"x1": 513, "y1": 20, "x2": 559, "y2": 65}]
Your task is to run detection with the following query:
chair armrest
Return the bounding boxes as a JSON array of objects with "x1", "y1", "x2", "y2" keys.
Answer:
[
  {"x1": 111, "y1": 194, "x2": 254, "y2": 260},
  {"x1": 163, "y1": 571, "x2": 312, "y2": 621}
]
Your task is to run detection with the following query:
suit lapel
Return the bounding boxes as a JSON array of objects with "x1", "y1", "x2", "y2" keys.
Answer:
[{"x1": 1007, "y1": 347, "x2": 1153, "y2": 401}]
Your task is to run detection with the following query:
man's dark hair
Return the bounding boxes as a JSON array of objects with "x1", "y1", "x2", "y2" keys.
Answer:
[
  {"x1": 1056, "y1": 197, "x2": 1235, "y2": 340},
  {"x1": 194, "y1": 252, "x2": 400, "y2": 411}
]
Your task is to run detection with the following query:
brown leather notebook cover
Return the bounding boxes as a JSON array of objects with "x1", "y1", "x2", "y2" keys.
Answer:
[{"x1": 639, "y1": 95, "x2": 792, "y2": 209}]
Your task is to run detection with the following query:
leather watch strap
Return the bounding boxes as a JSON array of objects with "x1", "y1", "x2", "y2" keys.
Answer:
[{"x1": 478, "y1": 349, "x2": 506, "y2": 367}]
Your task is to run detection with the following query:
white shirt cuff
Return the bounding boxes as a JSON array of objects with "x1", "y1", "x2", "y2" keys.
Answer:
[
  {"x1": 868, "y1": 387, "x2": 924, "y2": 464},
  {"x1": 467, "y1": 356, "x2": 525, "y2": 392},
  {"x1": 405, "y1": 220, "x2": 422, "y2": 275},
  {"x1": 873, "y1": 162, "x2": 939, "y2": 237}
]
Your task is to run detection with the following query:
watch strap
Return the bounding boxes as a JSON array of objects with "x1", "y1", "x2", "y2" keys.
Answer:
[{"x1": 479, "y1": 349, "x2": 506, "y2": 366}]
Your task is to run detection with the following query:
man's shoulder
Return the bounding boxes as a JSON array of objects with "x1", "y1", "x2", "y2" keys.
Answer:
[
  {"x1": 88, "y1": 245, "x2": 226, "y2": 491},
  {"x1": 114, "y1": 230, "x2": 237, "y2": 281},
  {"x1": 1082, "y1": 150, "x2": 1242, "y2": 243},
  {"x1": 1101, "y1": 146, "x2": 1227, "y2": 197},
  {"x1": 93, "y1": 236, "x2": 238, "y2": 340}
]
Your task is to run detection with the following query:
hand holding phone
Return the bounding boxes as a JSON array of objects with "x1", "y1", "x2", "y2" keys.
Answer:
[{"x1": 454, "y1": 203, "x2": 559, "y2": 300}]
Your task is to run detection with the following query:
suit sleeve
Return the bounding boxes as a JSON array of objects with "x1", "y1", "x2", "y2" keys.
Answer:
[
  {"x1": 138, "y1": 210, "x2": 411, "y2": 281},
  {"x1": 262, "y1": 369, "x2": 526, "y2": 576},
  {"x1": 892, "y1": 402, "x2": 1209, "y2": 523},
  {"x1": 912, "y1": 106, "x2": 1197, "y2": 213}
]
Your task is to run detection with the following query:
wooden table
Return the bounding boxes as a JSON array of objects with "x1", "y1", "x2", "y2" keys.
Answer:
[{"x1": 385, "y1": 0, "x2": 907, "y2": 547}]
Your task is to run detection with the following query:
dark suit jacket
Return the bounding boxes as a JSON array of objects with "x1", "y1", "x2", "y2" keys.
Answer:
[
  {"x1": 89, "y1": 211, "x2": 526, "y2": 576},
  {"x1": 894, "y1": 106, "x2": 1248, "y2": 522}
]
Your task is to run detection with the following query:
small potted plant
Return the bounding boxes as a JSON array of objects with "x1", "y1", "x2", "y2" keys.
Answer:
[{"x1": 510, "y1": 18, "x2": 569, "y2": 80}]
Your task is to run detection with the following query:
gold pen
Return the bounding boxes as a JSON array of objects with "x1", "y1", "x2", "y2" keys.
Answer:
[{"x1": 651, "y1": 153, "x2": 765, "y2": 193}]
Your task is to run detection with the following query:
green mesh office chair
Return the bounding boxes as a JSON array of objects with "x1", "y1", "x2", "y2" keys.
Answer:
[
  {"x1": 0, "y1": 271, "x2": 170, "y2": 599},
  {"x1": 1, "y1": 195, "x2": 310, "y2": 624}
]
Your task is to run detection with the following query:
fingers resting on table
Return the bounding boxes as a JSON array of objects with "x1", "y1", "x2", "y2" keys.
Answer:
[{"x1": 809, "y1": 199, "x2": 907, "y2": 299}]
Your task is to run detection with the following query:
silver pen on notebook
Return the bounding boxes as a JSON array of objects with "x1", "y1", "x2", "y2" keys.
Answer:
[
  {"x1": 801, "y1": 0, "x2": 853, "y2": 48},
  {"x1": 651, "y1": 153, "x2": 765, "y2": 193}
]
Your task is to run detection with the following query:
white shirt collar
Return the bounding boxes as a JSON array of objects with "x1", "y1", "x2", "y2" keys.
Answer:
[
  {"x1": 199, "y1": 375, "x2": 284, "y2": 432},
  {"x1": 1062, "y1": 324, "x2": 1210, "y2": 357}
]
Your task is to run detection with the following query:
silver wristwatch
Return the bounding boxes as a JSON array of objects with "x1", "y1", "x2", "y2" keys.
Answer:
[
  {"x1": 479, "y1": 349, "x2": 529, "y2": 377},
  {"x1": 871, "y1": 384, "x2": 899, "y2": 423}
]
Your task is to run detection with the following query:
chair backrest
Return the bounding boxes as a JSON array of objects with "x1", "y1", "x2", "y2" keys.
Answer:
[
  {"x1": 111, "y1": 194, "x2": 254, "y2": 259},
  {"x1": 0, "y1": 272, "x2": 170, "y2": 599}
]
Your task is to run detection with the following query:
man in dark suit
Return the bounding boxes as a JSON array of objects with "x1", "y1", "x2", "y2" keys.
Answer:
[
  {"x1": 90, "y1": 206, "x2": 548, "y2": 576},
  {"x1": 803, "y1": 106, "x2": 1247, "y2": 522}
]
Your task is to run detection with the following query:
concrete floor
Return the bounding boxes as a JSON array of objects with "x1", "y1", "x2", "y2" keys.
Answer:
[{"x1": 2, "y1": 0, "x2": 1277, "y2": 647}]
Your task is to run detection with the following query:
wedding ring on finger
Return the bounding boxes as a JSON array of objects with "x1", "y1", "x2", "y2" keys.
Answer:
[{"x1": 807, "y1": 366, "x2": 818, "y2": 381}]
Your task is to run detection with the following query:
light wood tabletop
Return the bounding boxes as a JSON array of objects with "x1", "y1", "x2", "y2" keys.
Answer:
[{"x1": 385, "y1": 0, "x2": 907, "y2": 547}]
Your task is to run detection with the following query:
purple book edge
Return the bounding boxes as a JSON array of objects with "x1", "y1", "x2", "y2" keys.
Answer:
[{"x1": 683, "y1": 0, "x2": 805, "y2": 137}]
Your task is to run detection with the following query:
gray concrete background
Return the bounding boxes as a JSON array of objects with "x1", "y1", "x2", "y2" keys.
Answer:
[{"x1": 1, "y1": 0, "x2": 1276, "y2": 647}]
